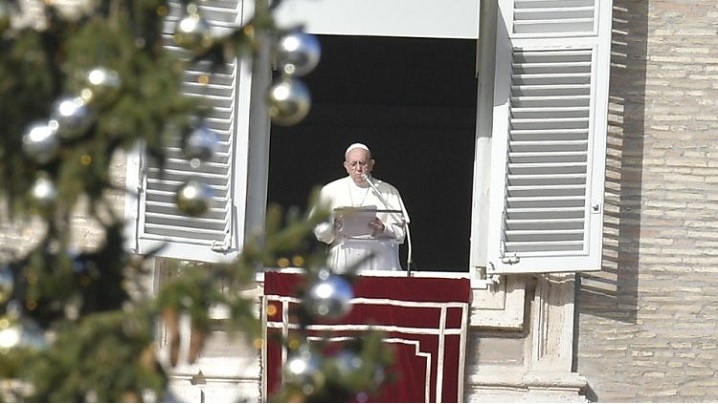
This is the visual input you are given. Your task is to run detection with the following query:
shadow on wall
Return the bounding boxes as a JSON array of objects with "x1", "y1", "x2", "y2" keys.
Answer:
[{"x1": 576, "y1": 1, "x2": 647, "y2": 325}]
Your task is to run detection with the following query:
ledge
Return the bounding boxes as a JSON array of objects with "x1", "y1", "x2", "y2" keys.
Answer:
[{"x1": 469, "y1": 370, "x2": 588, "y2": 390}]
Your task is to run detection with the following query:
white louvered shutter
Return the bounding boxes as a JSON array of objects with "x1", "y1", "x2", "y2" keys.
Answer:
[
  {"x1": 486, "y1": 0, "x2": 612, "y2": 273},
  {"x1": 125, "y1": 0, "x2": 251, "y2": 263}
]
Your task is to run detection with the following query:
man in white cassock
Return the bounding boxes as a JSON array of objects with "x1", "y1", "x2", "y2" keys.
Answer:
[{"x1": 313, "y1": 143, "x2": 410, "y2": 273}]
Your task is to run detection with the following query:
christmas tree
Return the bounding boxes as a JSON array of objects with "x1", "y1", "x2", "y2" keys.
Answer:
[{"x1": 0, "y1": 0, "x2": 392, "y2": 401}]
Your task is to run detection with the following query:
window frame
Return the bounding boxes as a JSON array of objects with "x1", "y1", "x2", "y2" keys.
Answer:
[{"x1": 126, "y1": 0, "x2": 612, "y2": 279}]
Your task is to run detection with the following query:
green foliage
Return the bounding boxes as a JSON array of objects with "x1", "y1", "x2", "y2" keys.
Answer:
[
  {"x1": 0, "y1": 1, "x2": 395, "y2": 402},
  {"x1": 21, "y1": 310, "x2": 164, "y2": 403}
]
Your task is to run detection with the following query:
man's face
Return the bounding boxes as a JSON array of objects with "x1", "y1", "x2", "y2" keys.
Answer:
[{"x1": 343, "y1": 148, "x2": 374, "y2": 185}]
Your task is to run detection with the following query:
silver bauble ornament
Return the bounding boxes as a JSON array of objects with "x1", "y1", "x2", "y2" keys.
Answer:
[
  {"x1": 0, "y1": 316, "x2": 47, "y2": 352},
  {"x1": 49, "y1": 0, "x2": 98, "y2": 22},
  {"x1": 283, "y1": 346, "x2": 325, "y2": 394},
  {"x1": 0, "y1": 266, "x2": 13, "y2": 305},
  {"x1": 22, "y1": 121, "x2": 60, "y2": 164},
  {"x1": 267, "y1": 77, "x2": 311, "y2": 126},
  {"x1": 175, "y1": 178, "x2": 213, "y2": 217},
  {"x1": 49, "y1": 95, "x2": 93, "y2": 139},
  {"x1": 174, "y1": 4, "x2": 214, "y2": 53},
  {"x1": 333, "y1": 349, "x2": 363, "y2": 378},
  {"x1": 83, "y1": 67, "x2": 121, "y2": 105},
  {"x1": 30, "y1": 174, "x2": 57, "y2": 207},
  {"x1": 305, "y1": 269, "x2": 354, "y2": 320},
  {"x1": 276, "y1": 31, "x2": 321, "y2": 77},
  {"x1": 183, "y1": 125, "x2": 219, "y2": 161}
]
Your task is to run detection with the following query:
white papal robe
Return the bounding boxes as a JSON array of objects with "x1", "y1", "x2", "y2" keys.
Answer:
[{"x1": 313, "y1": 176, "x2": 410, "y2": 273}]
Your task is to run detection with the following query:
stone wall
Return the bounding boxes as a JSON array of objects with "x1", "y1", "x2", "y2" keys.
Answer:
[{"x1": 576, "y1": 0, "x2": 718, "y2": 401}]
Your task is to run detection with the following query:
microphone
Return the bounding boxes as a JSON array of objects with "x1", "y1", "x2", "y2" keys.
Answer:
[{"x1": 361, "y1": 173, "x2": 414, "y2": 276}]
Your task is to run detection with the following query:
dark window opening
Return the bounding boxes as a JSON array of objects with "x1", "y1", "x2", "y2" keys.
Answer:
[{"x1": 267, "y1": 35, "x2": 476, "y2": 272}]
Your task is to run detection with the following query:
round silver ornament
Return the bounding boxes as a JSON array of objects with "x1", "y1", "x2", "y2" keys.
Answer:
[
  {"x1": 333, "y1": 349, "x2": 363, "y2": 378},
  {"x1": 174, "y1": 5, "x2": 214, "y2": 53},
  {"x1": 183, "y1": 125, "x2": 219, "y2": 161},
  {"x1": 283, "y1": 346, "x2": 325, "y2": 394},
  {"x1": 30, "y1": 174, "x2": 57, "y2": 207},
  {"x1": 267, "y1": 77, "x2": 311, "y2": 126},
  {"x1": 49, "y1": 95, "x2": 93, "y2": 139},
  {"x1": 48, "y1": 0, "x2": 98, "y2": 22},
  {"x1": 275, "y1": 31, "x2": 321, "y2": 77},
  {"x1": 0, "y1": 315, "x2": 48, "y2": 352},
  {"x1": 305, "y1": 269, "x2": 354, "y2": 320},
  {"x1": 0, "y1": 266, "x2": 13, "y2": 305},
  {"x1": 22, "y1": 121, "x2": 60, "y2": 164},
  {"x1": 175, "y1": 178, "x2": 213, "y2": 217},
  {"x1": 83, "y1": 67, "x2": 121, "y2": 105}
]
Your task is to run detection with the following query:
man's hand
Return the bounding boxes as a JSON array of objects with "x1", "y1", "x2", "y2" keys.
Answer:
[{"x1": 369, "y1": 217, "x2": 385, "y2": 236}]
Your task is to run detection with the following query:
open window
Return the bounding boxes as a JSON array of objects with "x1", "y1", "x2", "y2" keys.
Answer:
[{"x1": 125, "y1": 0, "x2": 612, "y2": 278}]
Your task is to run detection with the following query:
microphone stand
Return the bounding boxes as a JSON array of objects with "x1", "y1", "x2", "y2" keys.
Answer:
[{"x1": 362, "y1": 174, "x2": 414, "y2": 276}]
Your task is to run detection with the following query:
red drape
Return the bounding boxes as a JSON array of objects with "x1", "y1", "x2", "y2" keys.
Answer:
[{"x1": 264, "y1": 272, "x2": 471, "y2": 403}]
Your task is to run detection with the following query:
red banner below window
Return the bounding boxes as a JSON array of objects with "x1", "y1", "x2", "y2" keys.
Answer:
[{"x1": 263, "y1": 271, "x2": 472, "y2": 402}]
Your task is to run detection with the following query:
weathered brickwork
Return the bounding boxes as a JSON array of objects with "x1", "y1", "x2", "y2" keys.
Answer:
[{"x1": 577, "y1": 0, "x2": 718, "y2": 402}]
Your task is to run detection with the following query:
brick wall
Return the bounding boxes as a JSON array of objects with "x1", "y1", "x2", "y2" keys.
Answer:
[{"x1": 576, "y1": 0, "x2": 718, "y2": 401}]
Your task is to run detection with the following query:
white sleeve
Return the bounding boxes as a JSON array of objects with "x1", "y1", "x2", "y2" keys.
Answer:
[
  {"x1": 314, "y1": 221, "x2": 335, "y2": 244},
  {"x1": 380, "y1": 188, "x2": 407, "y2": 243},
  {"x1": 311, "y1": 185, "x2": 336, "y2": 244}
]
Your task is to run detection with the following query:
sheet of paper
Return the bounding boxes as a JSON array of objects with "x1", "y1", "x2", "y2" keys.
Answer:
[{"x1": 334, "y1": 206, "x2": 377, "y2": 238}]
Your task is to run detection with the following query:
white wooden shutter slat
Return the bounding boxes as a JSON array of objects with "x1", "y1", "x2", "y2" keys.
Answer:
[
  {"x1": 506, "y1": 228, "x2": 585, "y2": 241},
  {"x1": 513, "y1": 86, "x2": 591, "y2": 97},
  {"x1": 514, "y1": 48, "x2": 593, "y2": 60},
  {"x1": 506, "y1": 207, "x2": 584, "y2": 219},
  {"x1": 508, "y1": 162, "x2": 587, "y2": 175},
  {"x1": 146, "y1": 166, "x2": 234, "y2": 185},
  {"x1": 145, "y1": 212, "x2": 229, "y2": 228},
  {"x1": 184, "y1": 84, "x2": 236, "y2": 99},
  {"x1": 511, "y1": 117, "x2": 589, "y2": 130},
  {"x1": 186, "y1": 68, "x2": 235, "y2": 85},
  {"x1": 159, "y1": 152, "x2": 232, "y2": 168},
  {"x1": 514, "y1": 7, "x2": 594, "y2": 21},
  {"x1": 150, "y1": 158, "x2": 233, "y2": 174},
  {"x1": 510, "y1": 128, "x2": 589, "y2": 141},
  {"x1": 515, "y1": 61, "x2": 592, "y2": 71},
  {"x1": 144, "y1": 225, "x2": 228, "y2": 241},
  {"x1": 143, "y1": 219, "x2": 229, "y2": 233},
  {"x1": 507, "y1": 173, "x2": 588, "y2": 186},
  {"x1": 507, "y1": 195, "x2": 586, "y2": 208},
  {"x1": 507, "y1": 184, "x2": 587, "y2": 197},
  {"x1": 513, "y1": 20, "x2": 594, "y2": 35},
  {"x1": 512, "y1": 107, "x2": 590, "y2": 118},
  {"x1": 144, "y1": 185, "x2": 230, "y2": 201},
  {"x1": 505, "y1": 218, "x2": 585, "y2": 230},
  {"x1": 512, "y1": 0, "x2": 596, "y2": 34},
  {"x1": 144, "y1": 203, "x2": 229, "y2": 219},
  {"x1": 512, "y1": 96, "x2": 590, "y2": 107},
  {"x1": 509, "y1": 152, "x2": 588, "y2": 163},
  {"x1": 505, "y1": 240, "x2": 584, "y2": 252}
]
